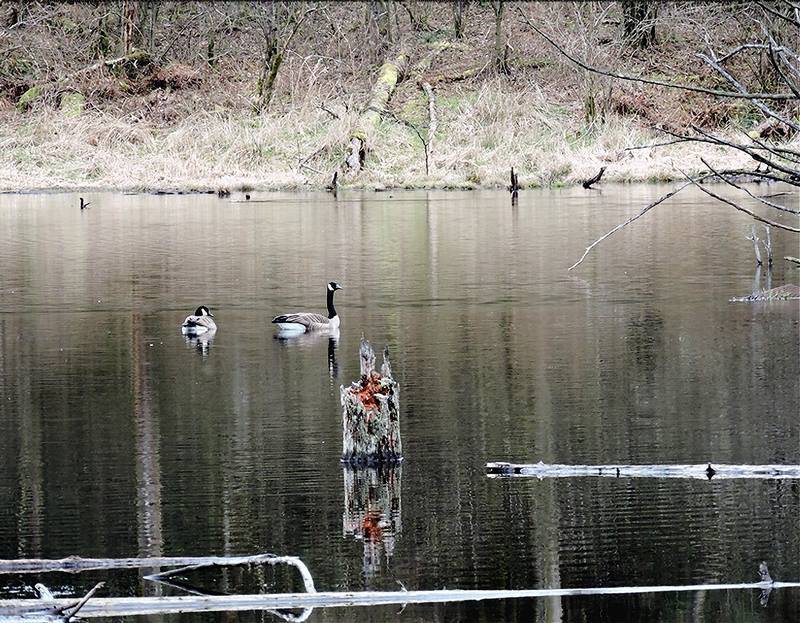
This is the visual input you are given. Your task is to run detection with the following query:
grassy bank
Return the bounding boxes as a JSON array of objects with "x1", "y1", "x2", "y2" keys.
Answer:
[
  {"x1": 0, "y1": 83, "x2": 755, "y2": 193},
  {"x1": 0, "y1": 3, "x2": 788, "y2": 193}
]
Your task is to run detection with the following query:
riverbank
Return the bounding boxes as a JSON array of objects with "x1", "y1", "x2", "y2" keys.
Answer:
[
  {"x1": 2, "y1": 3, "x2": 787, "y2": 194},
  {"x1": 0, "y1": 92, "x2": 755, "y2": 194}
]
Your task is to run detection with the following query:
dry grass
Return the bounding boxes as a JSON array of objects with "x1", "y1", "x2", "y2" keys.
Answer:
[
  {"x1": 0, "y1": 2, "x2": 787, "y2": 192},
  {"x1": 0, "y1": 80, "x2": 757, "y2": 193}
]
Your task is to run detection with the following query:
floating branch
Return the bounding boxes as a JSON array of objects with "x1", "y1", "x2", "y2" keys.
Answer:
[
  {"x1": 340, "y1": 337, "x2": 402, "y2": 465},
  {"x1": 486, "y1": 462, "x2": 800, "y2": 480},
  {"x1": 144, "y1": 554, "x2": 316, "y2": 595}
]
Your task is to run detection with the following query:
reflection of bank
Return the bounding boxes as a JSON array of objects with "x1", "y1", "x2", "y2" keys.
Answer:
[{"x1": 342, "y1": 465, "x2": 402, "y2": 578}]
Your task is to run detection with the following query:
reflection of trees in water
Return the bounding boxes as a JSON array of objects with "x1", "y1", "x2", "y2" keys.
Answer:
[
  {"x1": 624, "y1": 307, "x2": 664, "y2": 381},
  {"x1": 131, "y1": 312, "x2": 164, "y2": 576}
]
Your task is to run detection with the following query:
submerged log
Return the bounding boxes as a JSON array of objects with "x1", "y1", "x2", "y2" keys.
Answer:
[
  {"x1": 340, "y1": 338, "x2": 401, "y2": 464},
  {"x1": 486, "y1": 461, "x2": 800, "y2": 480},
  {"x1": 345, "y1": 52, "x2": 408, "y2": 173},
  {"x1": 730, "y1": 284, "x2": 800, "y2": 302}
]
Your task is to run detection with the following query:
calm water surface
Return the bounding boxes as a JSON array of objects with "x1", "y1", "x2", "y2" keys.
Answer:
[{"x1": 0, "y1": 187, "x2": 798, "y2": 622}]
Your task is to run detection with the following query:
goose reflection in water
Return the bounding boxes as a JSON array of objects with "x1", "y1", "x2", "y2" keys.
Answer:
[
  {"x1": 275, "y1": 328, "x2": 339, "y2": 379},
  {"x1": 183, "y1": 327, "x2": 216, "y2": 357}
]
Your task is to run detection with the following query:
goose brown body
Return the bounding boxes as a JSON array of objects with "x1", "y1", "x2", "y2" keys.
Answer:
[{"x1": 272, "y1": 282, "x2": 342, "y2": 332}]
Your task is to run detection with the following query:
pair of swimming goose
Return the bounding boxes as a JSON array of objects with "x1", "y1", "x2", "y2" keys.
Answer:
[{"x1": 181, "y1": 281, "x2": 343, "y2": 335}]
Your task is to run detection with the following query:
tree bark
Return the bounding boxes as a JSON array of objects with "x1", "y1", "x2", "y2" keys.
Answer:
[
  {"x1": 453, "y1": 0, "x2": 467, "y2": 39},
  {"x1": 492, "y1": 1, "x2": 509, "y2": 74},
  {"x1": 622, "y1": 1, "x2": 657, "y2": 49},
  {"x1": 340, "y1": 338, "x2": 402, "y2": 464},
  {"x1": 121, "y1": 0, "x2": 140, "y2": 55},
  {"x1": 345, "y1": 52, "x2": 408, "y2": 173}
]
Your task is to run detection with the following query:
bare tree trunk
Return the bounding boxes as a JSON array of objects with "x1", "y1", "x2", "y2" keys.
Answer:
[
  {"x1": 422, "y1": 82, "x2": 436, "y2": 175},
  {"x1": 121, "y1": 0, "x2": 139, "y2": 55},
  {"x1": 453, "y1": 0, "x2": 467, "y2": 39},
  {"x1": 492, "y1": 1, "x2": 509, "y2": 74},
  {"x1": 257, "y1": 43, "x2": 282, "y2": 112},
  {"x1": 621, "y1": 1, "x2": 657, "y2": 49}
]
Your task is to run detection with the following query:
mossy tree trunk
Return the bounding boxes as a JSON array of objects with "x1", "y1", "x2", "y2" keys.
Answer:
[
  {"x1": 254, "y1": 2, "x2": 314, "y2": 113},
  {"x1": 345, "y1": 51, "x2": 408, "y2": 173},
  {"x1": 340, "y1": 338, "x2": 402, "y2": 464}
]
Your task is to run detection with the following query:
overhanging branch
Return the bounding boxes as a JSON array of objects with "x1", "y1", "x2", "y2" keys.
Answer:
[{"x1": 517, "y1": 9, "x2": 798, "y2": 100}]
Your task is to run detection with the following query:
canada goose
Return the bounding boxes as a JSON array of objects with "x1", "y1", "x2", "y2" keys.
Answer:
[
  {"x1": 181, "y1": 305, "x2": 216, "y2": 334},
  {"x1": 272, "y1": 282, "x2": 342, "y2": 332}
]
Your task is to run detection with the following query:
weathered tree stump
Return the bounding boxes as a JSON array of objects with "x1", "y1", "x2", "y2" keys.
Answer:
[{"x1": 340, "y1": 337, "x2": 402, "y2": 465}]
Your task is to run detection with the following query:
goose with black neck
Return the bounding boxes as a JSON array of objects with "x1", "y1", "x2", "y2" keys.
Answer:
[{"x1": 272, "y1": 281, "x2": 343, "y2": 333}]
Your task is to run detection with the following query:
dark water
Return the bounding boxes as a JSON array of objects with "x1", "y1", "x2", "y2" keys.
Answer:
[{"x1": 0, "y1": 187, "x2": 798, "y2": 622}]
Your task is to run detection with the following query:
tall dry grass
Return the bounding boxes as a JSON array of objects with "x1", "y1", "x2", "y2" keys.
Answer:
[{"x1": 0, "y1": 81, "x2": 758, "y2": 192}]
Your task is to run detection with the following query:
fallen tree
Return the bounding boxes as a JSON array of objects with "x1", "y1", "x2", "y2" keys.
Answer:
[
  {"x1": 486, "y1": 461, "x2": 800, "y2": 480},
  {"x1": 345, "y1": 51, "x2": 408, "y2": 173}
]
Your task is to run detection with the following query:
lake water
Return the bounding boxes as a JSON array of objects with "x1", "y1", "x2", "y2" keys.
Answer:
[{"x1": 0, "y1": 187, "x2": 798, "y2": 622}]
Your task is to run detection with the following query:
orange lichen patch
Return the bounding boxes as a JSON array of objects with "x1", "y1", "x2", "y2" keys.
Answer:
[
  {"x1": 356, "y1": 372, "x2": 389, "y2": 411},
  {"x1": 362, "y1": 511, "x2": 384, "y2": 542}
]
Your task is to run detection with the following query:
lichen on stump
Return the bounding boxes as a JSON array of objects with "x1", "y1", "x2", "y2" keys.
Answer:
[{"x1": 340, "y1": 337, "x2": 402, "y2": 465}]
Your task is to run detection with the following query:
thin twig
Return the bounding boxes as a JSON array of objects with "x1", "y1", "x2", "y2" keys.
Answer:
[
  {"x1": 679, "y1": 168, "x2": 800, "y2": 232},
  {"x1": 517, "y1": 8, "x2": 797, "y2": 100},
  {"x1": 568, "y1": 179, "x2": 696, "y2": 271},
  {"x1": 700, "y1": 158, "x2": 800, "y2": 214},
  {"x1": 320, "y1": 103, "x2": 340, "y2": 119}
]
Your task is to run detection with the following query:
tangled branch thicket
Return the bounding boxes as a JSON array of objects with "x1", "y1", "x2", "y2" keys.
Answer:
[
  {"x1": 520, "y1": 1, "x2": 800, "y2": 268},
  {"x1": 0, "y1": 2, "x2": 797, "y2": 194}
]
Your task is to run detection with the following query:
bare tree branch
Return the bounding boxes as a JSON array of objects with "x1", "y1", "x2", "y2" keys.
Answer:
[
  {"x1": 766, "y1": 38, "x2": 800, "y2": 98},
  {"x1": 517, "y1": 8, "x2": 799, "y2": 100},
  {"x1": 568, "y1": 179, "x2": 698, "y2": 271},
  {"x1": 695, "y1": 51, "x2": 800, "y2": 132},
  {"x1": 700, "y1": 157, "x2": 800, "y2": 214},
  {"x1": 680, "y1": 169, "x2": 800, "y2": 231},
  {"x1": 756, "y1": 1, "x2": 800, "y2": 28}
]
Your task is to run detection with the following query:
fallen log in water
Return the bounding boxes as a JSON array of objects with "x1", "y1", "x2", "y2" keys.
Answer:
[
  {"x1": 0, "y1": 553, "x2": 313, "y2": 588},
  {"x1": 730, "y1": 283, "x2": 800, "y2": 301},
  {"x1": 340, "y1": 337, "x2": 402, "y2": 465},
  {"x1": 486, "y1": 462, "x2": 800, "y2": 480},
  {"x1": 2, "y1": 580, "x2": 798, "y2": 618}
]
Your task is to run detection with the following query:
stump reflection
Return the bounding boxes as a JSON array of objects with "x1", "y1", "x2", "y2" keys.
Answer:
[{"x1": 342, "y1": 464, "x2": 402, "y2": 578}]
